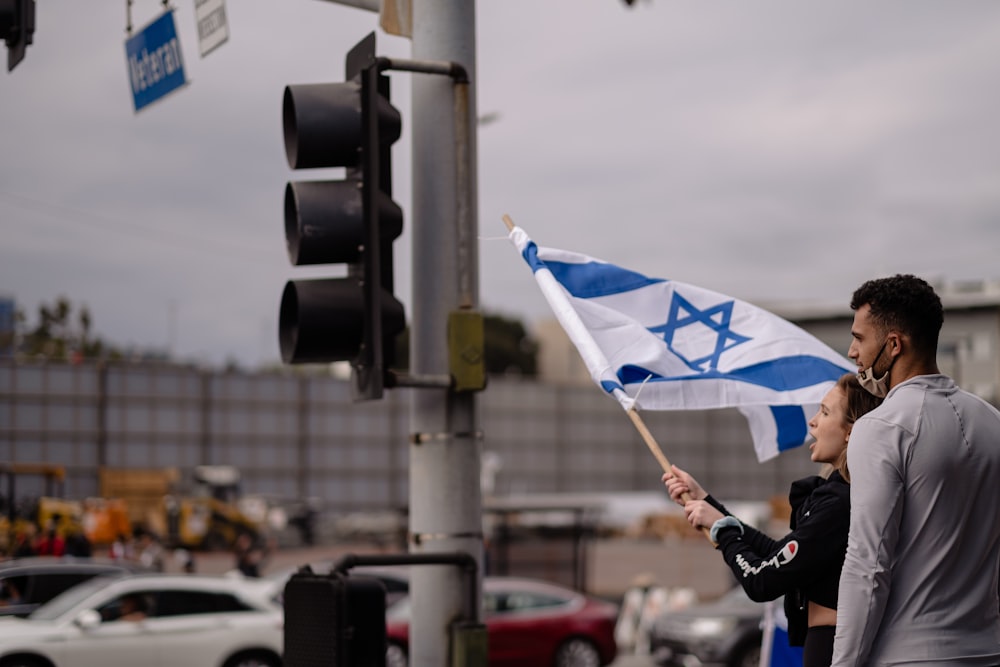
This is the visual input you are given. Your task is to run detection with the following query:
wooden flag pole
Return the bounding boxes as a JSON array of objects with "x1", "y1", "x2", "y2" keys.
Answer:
[
  {"x1": 625, "y1": 407, "x2": 713, "y2": 541},
  {"x1": 625, "y1": 407, "x2": 674, "y2": 474},
  {"x1": 502, "y1": 213, "x2": 713, "y2": 542}
]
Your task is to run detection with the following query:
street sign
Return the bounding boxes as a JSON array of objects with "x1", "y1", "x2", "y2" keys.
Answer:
[
  {"x1": 195, "y1": 0, "x2": 229, "y2": 57},
  {"x1": 125, "y1": 9, "x2": 187, "y2": 113}
]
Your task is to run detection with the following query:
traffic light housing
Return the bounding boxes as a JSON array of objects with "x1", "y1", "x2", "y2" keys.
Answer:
[
  {"x1": 284, "y1": 569, "x2": 387, "y2": 667},
  {"x1": 0, "y1": 0, "x2": 35, "y2": 72},
  {"x1": 279, "y1": 32, "x2": 405, "y2": 400}
]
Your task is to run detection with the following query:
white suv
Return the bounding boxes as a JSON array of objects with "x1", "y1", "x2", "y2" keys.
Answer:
[{"x1": 0, "y1": 574, "x2": 284, "y2": 667}]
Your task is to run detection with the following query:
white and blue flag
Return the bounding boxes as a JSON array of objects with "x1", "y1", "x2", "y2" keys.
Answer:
[{"x1": 508, "y1": 224, "x2": 854, "y2": 462}]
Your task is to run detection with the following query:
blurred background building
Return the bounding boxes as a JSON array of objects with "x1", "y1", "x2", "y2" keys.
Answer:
[{"x1": 1, "y1": 281, "x2": 997, "y2": 534}]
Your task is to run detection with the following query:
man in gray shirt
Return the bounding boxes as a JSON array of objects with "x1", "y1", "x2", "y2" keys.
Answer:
[{"x1": 832, "y1": 274, "x2": 1000, "y2": 666}]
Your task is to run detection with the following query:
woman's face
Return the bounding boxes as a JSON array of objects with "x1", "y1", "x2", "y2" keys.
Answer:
[{"x1": 808, "y1": 385, "x2": 850, "y2": 465}]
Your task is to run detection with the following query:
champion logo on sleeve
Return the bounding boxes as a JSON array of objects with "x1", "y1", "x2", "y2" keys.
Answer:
[
  {"x1": 779, "y1": 540, "x2": 799, "y2": 564},
  {"x1": 735, "y1": 540, "x2": 800, "y2": 578}
]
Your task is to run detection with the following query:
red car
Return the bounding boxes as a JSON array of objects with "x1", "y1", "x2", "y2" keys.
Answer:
[{"x1": 385, "y1": 576, "x2": 618, "y2": 667}]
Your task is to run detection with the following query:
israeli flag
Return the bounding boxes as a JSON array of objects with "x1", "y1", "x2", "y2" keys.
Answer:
[{"x1": 509, "y1": 225, "x2": 854, "y2": 462}]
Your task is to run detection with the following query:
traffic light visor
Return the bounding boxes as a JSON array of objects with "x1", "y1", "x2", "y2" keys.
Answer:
[{"x1": 283, "y1": 82, "x2": 402, "y2": 170}]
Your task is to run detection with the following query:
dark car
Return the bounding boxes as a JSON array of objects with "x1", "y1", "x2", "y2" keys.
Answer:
[
  {"x1": 385, "y1": 576, "x2": 618, "y2": 667},
  {"x1": 0, "y1": 556, "x2": 148, "y2": 618},
  {"x1": 649, "y1": 586, "x2": 765, "y2": 667}
]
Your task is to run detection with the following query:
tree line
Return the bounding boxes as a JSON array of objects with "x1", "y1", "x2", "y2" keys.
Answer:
[{"x1": 3, "y1": 297, "x2": 538, "y2": 376}]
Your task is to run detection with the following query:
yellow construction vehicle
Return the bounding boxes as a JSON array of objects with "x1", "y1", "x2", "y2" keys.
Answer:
[
  {"x1": 163, "y1": 465, "x2": 264, "y2": 551},
  {"x1": 0, "y1": 463, "x2": 86, "y2": 553},
  {"x1": 99, "y1": 465, "x2": 262, "y2": 551}
]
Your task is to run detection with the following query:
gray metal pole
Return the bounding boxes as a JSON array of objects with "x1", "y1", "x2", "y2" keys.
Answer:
[{"x1": 409, "y1": 0, "x2": 482, "y2": 664}]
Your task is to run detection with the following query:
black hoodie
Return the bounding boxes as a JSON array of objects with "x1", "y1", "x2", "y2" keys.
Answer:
[{"x1": 707, "y1": 471, "x2": 850, "y2": 646}]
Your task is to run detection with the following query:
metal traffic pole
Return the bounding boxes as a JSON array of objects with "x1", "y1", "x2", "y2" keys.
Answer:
[
  {"x1": 408, "y1": 0, "x2": 483, "y2": 665},
  {"x1": 307, "y1": 1, "x2": 483, "y2": 662}
]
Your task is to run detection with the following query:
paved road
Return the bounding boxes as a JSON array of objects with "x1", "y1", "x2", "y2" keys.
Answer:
[{"x1": 611, "y1": 654, "x2": 657, "y2": 667}]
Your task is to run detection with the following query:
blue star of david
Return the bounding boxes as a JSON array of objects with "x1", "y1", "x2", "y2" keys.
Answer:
[{"x1": 647, "y1": 292, "x2": 751, "y2": 372}]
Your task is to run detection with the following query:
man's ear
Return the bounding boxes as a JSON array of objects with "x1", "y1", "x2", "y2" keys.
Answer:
[{"x1": 887, "y1": 331, "x2": 903, "y2": 357}]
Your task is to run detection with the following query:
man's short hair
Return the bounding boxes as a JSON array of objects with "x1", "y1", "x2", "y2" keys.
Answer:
[{"x1": 850, "y1": 274, "x2": 943, "y2": 357}]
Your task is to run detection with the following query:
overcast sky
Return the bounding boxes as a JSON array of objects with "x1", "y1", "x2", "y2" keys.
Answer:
[{"x1": 3, "y1": 1, "x2": 1000, "y2": 368}]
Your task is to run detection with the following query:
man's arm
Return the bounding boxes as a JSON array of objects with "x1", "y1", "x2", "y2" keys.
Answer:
[{"x1": 831, "y1": 417, "x2": 906, "y2": 666}]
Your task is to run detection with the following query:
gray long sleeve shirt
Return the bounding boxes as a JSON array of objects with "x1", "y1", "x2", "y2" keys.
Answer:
[{"x1": 832, "y1": 375, "x2": 1000, "y2": 666}]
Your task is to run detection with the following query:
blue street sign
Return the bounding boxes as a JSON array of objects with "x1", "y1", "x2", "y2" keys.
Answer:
[{"x1": 125, "y1": 10, "x2": 188, "y2": 112}]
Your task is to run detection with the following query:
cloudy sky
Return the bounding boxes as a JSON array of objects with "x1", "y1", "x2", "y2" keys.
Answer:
[{"x1": 3, "y1": 1, "x2": 1000, "y2": 368}]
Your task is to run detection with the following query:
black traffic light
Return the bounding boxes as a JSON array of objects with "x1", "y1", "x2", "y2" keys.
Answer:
[
  {"x1": 0, "y1": 0, "x2": 35, "y2": 72},
  {"x1": 284, "y1": 569, "x2": 387, "y2": 667},
  {"x1": 279, "y1": 32, "x2": 405, "y2": 400}
]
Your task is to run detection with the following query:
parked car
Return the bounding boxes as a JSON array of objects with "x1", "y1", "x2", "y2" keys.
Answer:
[
  {"x1": 0, "y1": 573, "x2": 284, "y2": 667},
  {"x1": 0, "y1": 556, "x2": 150, "y2": 618},
  {"x1": 385, "y1": 576, "x2": 618, "y2": 667},
  {"x1": 649, "y1": 586, "x2": 765, "y2": 667}
]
